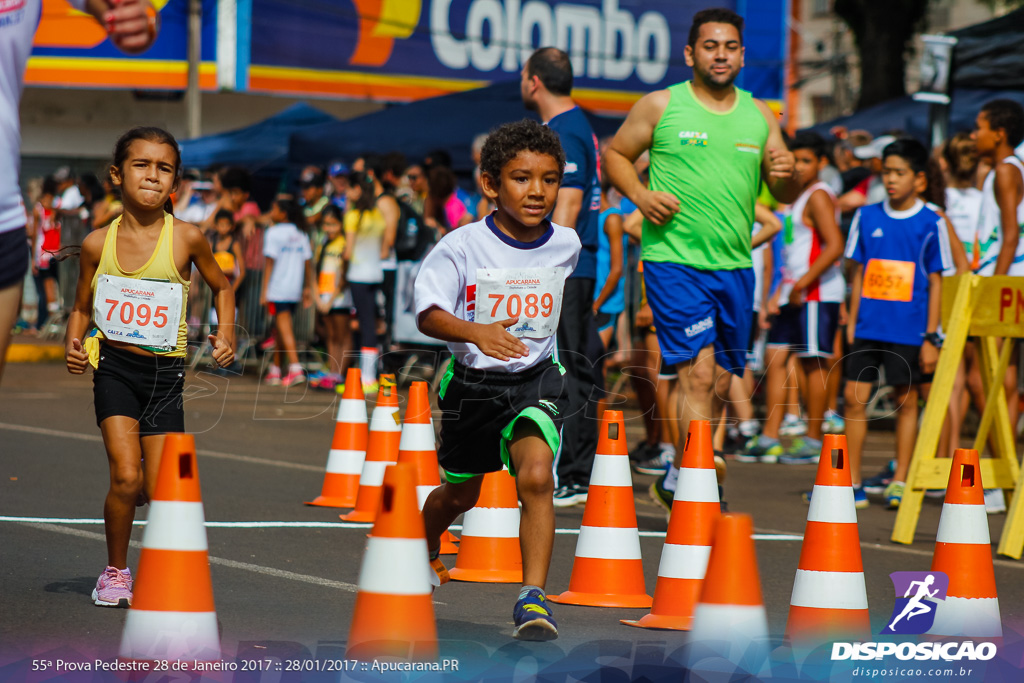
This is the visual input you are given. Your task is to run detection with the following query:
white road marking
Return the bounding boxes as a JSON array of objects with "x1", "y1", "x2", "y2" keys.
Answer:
[{"x1": 0, "y1": 422, "x2": 322, "y2": 472}]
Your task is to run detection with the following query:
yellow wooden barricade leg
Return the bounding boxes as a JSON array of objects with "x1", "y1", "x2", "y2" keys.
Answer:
[{"x1": 892, "y1": 276, "x2": 977, "y2": 544}]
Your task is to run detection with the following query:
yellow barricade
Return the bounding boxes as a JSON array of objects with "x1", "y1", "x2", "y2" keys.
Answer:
[{"x1": 892, "y1": 275, "x2": 1024, "y2": 558}]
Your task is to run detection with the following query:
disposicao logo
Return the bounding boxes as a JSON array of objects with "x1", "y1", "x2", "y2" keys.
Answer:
[
  {"x1": 831, "y1": 571, "x2": 997, "y2": 663},
  {"x1": 882, "y1": 571, "x2": 948, "y2": 635}
]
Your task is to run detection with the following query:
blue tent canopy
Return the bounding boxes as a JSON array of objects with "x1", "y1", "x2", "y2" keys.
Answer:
[
  {"x1": 805, "y1": 89, "x2": 1024, "y2": 142},
  {"x1": 288, "y1": 81, "x2": 624, "y2": 175},
  {"x1": 180, "y1": 102, "x2": 339, "y2": 174}
]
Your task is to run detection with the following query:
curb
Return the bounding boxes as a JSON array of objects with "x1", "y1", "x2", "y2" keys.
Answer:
[{"x1": 6, "y1": 343, "x2": 64, "y2": 363}]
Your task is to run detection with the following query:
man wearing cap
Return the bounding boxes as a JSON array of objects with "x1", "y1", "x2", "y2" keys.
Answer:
[
  {"x1": 327, "y1": 162, "x2": 350, "y2": 210},
  {"x1": 0, "y1": 0, "x2": 157, "y2": 386},
  {"x1": 300, "y1": 167, "x2": 329, "y2": 224},
  {"x1": 839, "y1": 134, "x2": 897, "y2": 213}
]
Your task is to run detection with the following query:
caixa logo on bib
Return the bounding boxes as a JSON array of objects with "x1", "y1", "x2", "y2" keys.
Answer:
[
  {"x1": 831, "y1": 571, "x2": 998, "y2": 663},
  {"x1": 431, "y1": 0, "x2": 670, "y2": 84}
]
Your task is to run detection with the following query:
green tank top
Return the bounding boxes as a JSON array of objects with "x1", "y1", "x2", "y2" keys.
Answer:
[{"x1": 643, "y1": 81, "x2": 769, "y2": 270}]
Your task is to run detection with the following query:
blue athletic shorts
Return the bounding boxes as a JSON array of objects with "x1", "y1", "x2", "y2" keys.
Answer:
[
  {"x1": 767, "y1": 302, "x2": 840, "y2": 358},
  {"x1": 643, "y1": 261, "x2": 754, "y2": 376}
]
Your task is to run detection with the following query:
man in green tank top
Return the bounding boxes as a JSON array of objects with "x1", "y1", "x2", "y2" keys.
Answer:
[{"x1": 604, "y1": 8, "x2": 799, "y2": 511}]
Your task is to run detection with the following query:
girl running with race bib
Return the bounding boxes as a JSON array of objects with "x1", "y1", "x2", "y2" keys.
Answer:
[{"x1": 65, "y1": 126, "x2": 235, "y2": 608}]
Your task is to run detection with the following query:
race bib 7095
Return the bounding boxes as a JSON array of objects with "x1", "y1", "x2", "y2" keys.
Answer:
[
  {"x1": 474, "y1": 267, "x2": 566, "y2": 338},
  {"x1": 93, "y1": 274, "x2": 182, "y2": 350}
]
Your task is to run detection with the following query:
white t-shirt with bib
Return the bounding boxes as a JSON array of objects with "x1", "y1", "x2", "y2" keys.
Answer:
[
  {"x1": 263, "y1": 222, "x2": 312, "y2": 303},
  {"x1": 1, "y1": 0, "x2": 86, "y2": 234},
  {"x1": 414, "y1": 215, "x2": 580, "y2": 372}
]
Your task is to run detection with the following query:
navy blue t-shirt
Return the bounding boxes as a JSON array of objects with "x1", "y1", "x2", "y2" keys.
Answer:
[
  {"x1": 845, "y1": 200, "x2": 953, "y2": 346},
  {"x1": 547, "y1": 106, "x2": 599, "y2": 280}
]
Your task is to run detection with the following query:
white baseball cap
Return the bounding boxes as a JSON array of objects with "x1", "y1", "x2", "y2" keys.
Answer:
[{"x1": 852, "y1": 135, "x2": 897, "y2": 160}]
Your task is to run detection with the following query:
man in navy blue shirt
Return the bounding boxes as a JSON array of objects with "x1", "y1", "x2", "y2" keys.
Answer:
[{"x1": 522, "y1": 47, "x2": 601, "y2": 506}]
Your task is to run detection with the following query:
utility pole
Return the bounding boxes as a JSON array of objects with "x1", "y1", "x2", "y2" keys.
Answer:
[{"x1": 184, "y1": 0, "x2": 202, "y2": 139}]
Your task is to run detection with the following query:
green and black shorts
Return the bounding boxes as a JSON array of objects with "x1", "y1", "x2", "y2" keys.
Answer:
[{"x1": 436, "y1": 356, "x2": 568, "y2": 482}]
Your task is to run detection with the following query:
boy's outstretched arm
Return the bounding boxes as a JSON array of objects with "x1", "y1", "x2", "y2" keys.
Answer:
[{"x1": 418, "y1": 306, "x2": 527, "y2": 363}]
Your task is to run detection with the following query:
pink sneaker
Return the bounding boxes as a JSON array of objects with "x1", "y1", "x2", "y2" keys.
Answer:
[
  {"x1": 264, "y1": 366, "x2": 282, "y2": 386},
  {"x1": 92, "y1": 566, "x2": 133, "y2": 607},
  {"x1": 282, "y1": 367, "x2": 306, "y2": 387}
]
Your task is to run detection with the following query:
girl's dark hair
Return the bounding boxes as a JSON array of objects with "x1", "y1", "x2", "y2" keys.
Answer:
[
  {"x1": 273, "y1": 195, "x2": 307, "y2": 230},
  {"x1": 112, "y1": 126, "x2": 181, "y2": 214},
  {"x1": 41, "y1": 175, "x2": 58, "y2": 197},
  {"x1": 942, "y1": 132, "x2": 978, "y2": 186},
  {"x1": 427, "y1": 166, "x2": 458, "y2": 201},
  {"x1": 320, "y1": 204, "x2": 343, "y2": 224},
  {"x1": 214, "y1": 208, "x2": 235, "y2": 224},
  {"x1": 80, "y1": 172, "x2": 105, "y2": 205},
  {"x1": 924, "y1": 157, "x2": 947, "y2": 211},
  {"x1": 347, "y1": 171, "x2": 377, "y2": 213}
]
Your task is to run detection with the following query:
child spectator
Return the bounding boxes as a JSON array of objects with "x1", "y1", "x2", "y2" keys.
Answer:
[
  {"x1": 743, "y1": 132, "x2": 846, "y2": 468},
  {"x1": 261, "y1": 196, "x2": 313, "y2": 386},
  {"x1": 593, "y1": 177, "x2": 626, "y2": 352},
  {"x1": 209, "y1": 209, "x2": 246, "y2": 294},
  {"x1": 311, "y1": 204, "x2": 352, "y2": 390},
  {"x1": 844, "y1": 138, "x2": 954, "y2": 508},
  {"x1": 415, "y1": 119, "x2": 579, "y2": 641},
  {"x1": 30, "y1": 175, "x2": 61, "y2": 331}
]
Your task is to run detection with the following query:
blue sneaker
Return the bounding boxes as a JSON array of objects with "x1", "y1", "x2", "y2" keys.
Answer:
[
  {"x1": 862, "y1": 460, "x2": 895, "y2": 495},
  {"x1": 734, "y1": 435, "x2": 782, "y2": 464},
  {"x1": 823, "y1": 409, "x2": 846, "y2": 434},
  {"x1": 513, "y1": 589, "x2": 558, "y2": 641}
]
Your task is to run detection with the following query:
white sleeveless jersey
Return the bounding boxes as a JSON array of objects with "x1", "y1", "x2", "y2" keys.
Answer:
[
  {"x1": 1, "y1": 1, "x2": 85, "y2": 234},
  {"x1": 414, "y1": 215, "x2": 580, "y2": 372},
  {"x1": 976, "y1": 155, "x2": 1024, "y2": 276},
  {"x1": 779, "y1": 181, "x2": 844, "y2": 303},
  {"x1": 943, "y1": 187, "x2": 982, "y2": 276}
]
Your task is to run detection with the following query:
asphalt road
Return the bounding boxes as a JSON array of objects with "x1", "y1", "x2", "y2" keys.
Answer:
[{"x1": 2, "y1": 362, "x2": 1023, "y2": 682}]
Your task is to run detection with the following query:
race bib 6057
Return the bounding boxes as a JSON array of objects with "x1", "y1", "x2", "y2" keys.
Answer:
[
  {"x1": 93, "y1": 274, "x2": 182, "y2": 350},
  {"x1": 474, "y1": 267, "x2": 566, "y2": 338}
]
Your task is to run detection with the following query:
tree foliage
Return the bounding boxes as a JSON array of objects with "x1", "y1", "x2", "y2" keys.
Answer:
[{"x1": 834, "y1": 0, "x2": 930, "y2": 109}]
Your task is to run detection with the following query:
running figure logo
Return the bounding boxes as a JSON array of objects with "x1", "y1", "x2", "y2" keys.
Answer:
[{"x1": 881, "y1": 571, "x2": 949, "y2": 634}]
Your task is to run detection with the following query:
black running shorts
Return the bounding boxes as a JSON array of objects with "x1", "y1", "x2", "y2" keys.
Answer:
[
  {"x1": 0, "y1": 227, "x2": 29, "y2": 290},
  {"x1": 436, "y1": 357, "x2": 568, "y2": 482},
  {"x1": 93, "y1": 343, "x2": 186, "y2": 435},
  {"x1": 844, "y1": 337, "x2": 932, "y2": 386}
]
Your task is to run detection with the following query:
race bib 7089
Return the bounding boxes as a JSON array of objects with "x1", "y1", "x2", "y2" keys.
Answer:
[{"x1": 474, "y1": 267, "x2": 566, "y2": 338}]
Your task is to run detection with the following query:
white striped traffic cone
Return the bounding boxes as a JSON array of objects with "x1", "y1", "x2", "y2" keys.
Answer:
[
  {"x1": 119, "y1": 434, "x2": 219, "y2": 664},
  {"x1": 928, "y1": 448, "x2": 1001, "y2": 637},
  {"x1": 347, "y1": 462, "x2": 437, "y2": 661},
  {"x1": 689, "y1": 513, "x2": 770, "y2": 674},
  {"x1": 550, "y1": 410, "x2": 652, "y2": 608},
  {"x1": 307, "y1": 368, "x2": 367, "y2": 508},
  {"x1": 397, "y1": 381, "x2": 457, "y2": 554},
  {"x1": 341, "y1": 377, "x2": 401, "y2": 523},
  {"x1": 448, "y1": 469, "x2": 522, "y2": 583},
  {"x1": 622, "y1": 419, "x2": 719, "y2": 629},
  {"x1": 786, "y1": 434, "x2": 870, "y2": 646}
]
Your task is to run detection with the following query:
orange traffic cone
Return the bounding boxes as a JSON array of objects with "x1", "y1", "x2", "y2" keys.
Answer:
[
  {"x1": 550, "y1": 411, "x2": 652, "y2": 608},
  {"x1": 927, "y1": 448, "x2": 1001, "y2": 637},
  {"x1": 307, "y1": 368, "x2": 367, "y2": 508},
  {"x1": 119, "y1": 434, "x2": 219, "y2": 663},
  {"x1": 785, "y1": 434, "x2": 870, "y2": 646},
  {"x1": 622, "y1": 419, "x2": 719, "y2": 629},
  {"x1": 689, "y1": 513, "x2": 770, "y2": 672},
  {"x1": 448, "y1": 469, "x2": 522, "y2": 583},
  {"x1": 347, "y1": 462, "x2": 437, "y2": 661},
  {"x1": 397, "y1": 381, "x2": 457, "y2": 554},
  {"x1": 341, "y1": 378, "x2": 401, "y2": 523}
]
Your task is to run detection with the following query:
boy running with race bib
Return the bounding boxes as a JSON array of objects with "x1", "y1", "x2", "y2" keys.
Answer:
[
  {"x1": 414, "y1": 120, "x2": 580, "y2": 641},
  {"x1": 65, "y1": 127, "x2": 236, "y2": 608}
]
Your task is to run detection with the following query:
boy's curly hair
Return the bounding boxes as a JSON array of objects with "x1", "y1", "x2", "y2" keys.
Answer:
[{"x1": 479, "y1": 119, "x2": 565, "y2": 184}]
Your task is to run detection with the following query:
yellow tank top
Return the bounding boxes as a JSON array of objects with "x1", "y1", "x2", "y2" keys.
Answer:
[{"x1": 91, "y1": 213, "x2": 190, "y2": 357}]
